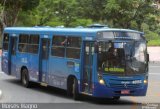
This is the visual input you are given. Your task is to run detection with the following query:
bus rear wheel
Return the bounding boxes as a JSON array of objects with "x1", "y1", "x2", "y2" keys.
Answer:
[{"x1": 21, "y1": 68, "x2": 31, "y2": 88}]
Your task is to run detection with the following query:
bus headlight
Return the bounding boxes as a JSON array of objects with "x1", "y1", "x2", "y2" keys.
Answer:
[
  {"x1": 144, "y1": 75, "x2": 148, "y2": 84},
  {"x1": 144, "y1": 80, "x2": 147, "y2": 84},
  {"x1": 99, "y1": 79, "x2": 105, "y2": 85}
]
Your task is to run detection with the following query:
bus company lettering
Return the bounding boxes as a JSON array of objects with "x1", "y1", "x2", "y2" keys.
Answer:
[{"x1": 21, "y1": 58, "x2": 28, "y2": 63}]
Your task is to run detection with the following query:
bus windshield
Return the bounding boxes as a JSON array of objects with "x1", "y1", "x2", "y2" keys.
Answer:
[{"x1": 97, "y1": 41, "x2": 147, "y2": 75}]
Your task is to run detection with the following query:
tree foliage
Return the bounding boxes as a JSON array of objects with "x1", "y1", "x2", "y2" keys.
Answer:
[
  {"x1": 0, "y1": 0, "x2": 160, "y2": 45},
  {"x1": 0, "y1": 0, "x2": 39, "y2": 33}
]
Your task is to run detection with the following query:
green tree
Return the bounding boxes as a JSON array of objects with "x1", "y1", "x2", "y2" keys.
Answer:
[
  {"x1": 0, "y1": 0, "x2": 159, "y2": 46},
  {"x1": 76, "y1": 0, "x2": 107, "y2": 22},
  {"x1": 30, "y1": 0, "x2": 80, "y2": 27},
  {"x1": 105, "y1": 0, "x2": 155, "y2": 29},
  {"x1": 0, "y1": 0, "x2": 39, "y2": 33}
]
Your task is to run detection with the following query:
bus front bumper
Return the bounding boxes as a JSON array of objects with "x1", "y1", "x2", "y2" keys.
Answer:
[{"x1": 92, "y1": 83, "x2": 148, "y2": 98}]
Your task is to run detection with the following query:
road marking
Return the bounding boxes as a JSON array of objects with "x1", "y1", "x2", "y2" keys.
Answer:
[
  {"x1": 0, "y1": 90, "x2": 2, "y2": 99},
  {"x1": 146, "y1": 95, "x2": 160, "y2": 97},
  {"x1": 149, "y1": 73, "x2": 160, "y2": 75},
  {"x1": 130, "y1": 97, "x2": 138, "y2": 109},
  {"x1": 0, "y1": 72, "x2": 4, "y2": 74},
  {"x1": 148, "y1": 81, "x2": 160, "y2": 83},
  {"x1": 150, "y1": 66, "x2": 160, "y2": 68}
]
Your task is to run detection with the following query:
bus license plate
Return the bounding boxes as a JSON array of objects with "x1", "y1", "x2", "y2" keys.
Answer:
[{"x1": 121, "y1": 90, "x2": 130, "y2": 94}]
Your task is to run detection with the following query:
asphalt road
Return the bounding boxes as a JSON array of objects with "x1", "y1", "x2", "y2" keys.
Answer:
[{"x1": 0, "y1": 63, "x2": 160, "y2": 109}]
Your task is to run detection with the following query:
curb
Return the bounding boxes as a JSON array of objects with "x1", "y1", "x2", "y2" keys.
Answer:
[{"x1": 0, "y1": 90, "x2": 2, "y2": 99}]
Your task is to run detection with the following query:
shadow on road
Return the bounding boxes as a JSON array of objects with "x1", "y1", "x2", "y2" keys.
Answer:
[
  {"x1": 82, "y1": 97, "x2": 137, "y2": 105},
  {"x1": 4, "y1": 78, "x2": 138, "y2": 105}
]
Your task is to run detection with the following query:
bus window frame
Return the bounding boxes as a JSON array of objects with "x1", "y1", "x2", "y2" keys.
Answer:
[
  {"x1": 18, "y1": 34, "x2": 40, "y2": 54},
  {"x1": 66, "y1": 36, "x2": 82, "y2": 59},
  {"x1": 51, "y1": 35, "x2": 82, "y2": 60},
  {"x1": 2, "y1": 33, "x2": 9, "y2": 51},
  {"x1": 51, "y1": 35, "x2": 66, "y2": 58},
  {"x1": 28, "y1": 34, "x2": 40, "y2": 54}
]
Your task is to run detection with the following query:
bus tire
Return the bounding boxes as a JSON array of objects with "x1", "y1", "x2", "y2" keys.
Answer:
[
  {"x1": 72, "y1": 78, "x2": 80, "y2": 100},
  {"x1": 67, "y1": 79, "x2": 72, "y2": 97},
  {"x1": 112, "y1": 96, "x2": 120, "y2": 100},
  {"x1": 21, "y1": 68, "x2": 31, "y2": 88}
]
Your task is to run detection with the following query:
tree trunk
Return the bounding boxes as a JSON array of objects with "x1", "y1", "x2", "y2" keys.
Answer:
[
  {"x1": 0, "y1": 0, "x2": 6, "y2": 36},
  {"x1": 0, "y1": 0, "x2": 6, "y2": 26}
]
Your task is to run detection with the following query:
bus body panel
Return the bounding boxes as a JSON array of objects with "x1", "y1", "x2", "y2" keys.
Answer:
[
  {"x1": 2, "y1": 51, "x2": 9, "y2": 75},
  {"x1": 10, "y1": 37, "x2": 18, "y2": 77},
  {"x1": 93, "y1": 82, "x2": 147, "y2": 98},
  {"x1": 15, "y1": 53, "x2": 29, "y2": 79},
  {"x1": 28, "y1": 54, "x2": 39, "y2": 82},
  {"x1": 93, "y1": 74, "x2": 148, "y2": 98},
  {"x1": 39, "y1": 37, "x2": 50, "y2": 84},
  {"x1": 1, "y1": 27, "x2": 148, "y2": 98},
  {"x1": 48, "y1": 44, "x2": 82, "y2": 90},
  {"x1": 48, "y1": 57, "x2": 68, "y2": 89}
]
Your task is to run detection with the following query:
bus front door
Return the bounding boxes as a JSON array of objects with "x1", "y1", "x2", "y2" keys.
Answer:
[
  {"x1": 81, "y1": 42, "x2": 94, "y2": 94},
  {"x1": 40, "y1": 38, "x2": 50, "y2": 83}
]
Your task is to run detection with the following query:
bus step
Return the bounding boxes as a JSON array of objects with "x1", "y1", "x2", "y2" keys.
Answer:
[
  {"x1": 84, "y1": 83, "x2": 88, "y2": 86},
  {"x1": 40, "y1": 82, "x2": 48, "y2": 87},
  {"x1": 81, "y1": 92, "x2": 92, "y2": 96}
]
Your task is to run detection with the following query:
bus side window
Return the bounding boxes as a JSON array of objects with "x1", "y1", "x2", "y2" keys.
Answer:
[
  {"x1": 51, "y1": 35, "x2": 66, "y2": 57},
  {"x1": 66, "y1": 36, "x2": 82, "y2": 59},
  {"x1": 3, "y1": 33, "x2": 9, "y2": 51},
  {"x1": 28, "y1": 34, "x2": 39, "y2": 54},
  {"x1": 18, "y1": 34, "x2": 29, "y2": 53},
  {"x1": 61, "y1": 38, "x2": 67, "y2": 46},
  {"x1": 11, "y1": 37, "x2": 17, "y2": 55},
  {"x1": 42, "y1": 39, "x2": 50, "y2": 59}
]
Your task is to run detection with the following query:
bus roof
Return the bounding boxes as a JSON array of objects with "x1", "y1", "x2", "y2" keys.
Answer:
[{"x1": 4, "y1": 27, "x2": 144, "y2": 35}]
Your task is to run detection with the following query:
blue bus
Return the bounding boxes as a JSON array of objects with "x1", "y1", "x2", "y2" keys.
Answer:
[{"x1": 1, "y1": 27, "x2": 149, "y2": 100}]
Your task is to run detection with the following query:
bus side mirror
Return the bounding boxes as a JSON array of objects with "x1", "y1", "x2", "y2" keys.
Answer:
[{"x1": 147, "y1": 53, "x2": 149, "y2": 62}]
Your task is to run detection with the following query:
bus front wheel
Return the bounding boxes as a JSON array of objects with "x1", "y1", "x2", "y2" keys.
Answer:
[
  {"x1": 21, "y1": 68, "x2": 31, "y2": 88},
  {"x1": 112, "y1": 96, "x2": 120, "y2": 100},
  {"x1": 72, "y1": 78, "x2": 80, "y2": 100}
]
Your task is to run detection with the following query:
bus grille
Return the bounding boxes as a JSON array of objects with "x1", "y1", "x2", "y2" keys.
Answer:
[{"x1": 108, "y1": 79, "x2": 142, "y2": 89}]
